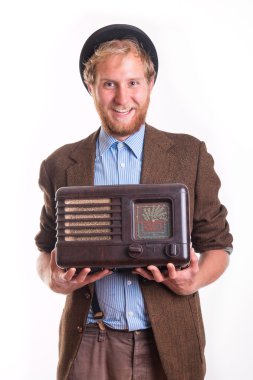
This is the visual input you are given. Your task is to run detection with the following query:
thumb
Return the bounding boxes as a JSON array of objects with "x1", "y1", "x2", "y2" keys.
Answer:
[{"x1": 50, "y1": 248, "x2": 57, "y2": 271}]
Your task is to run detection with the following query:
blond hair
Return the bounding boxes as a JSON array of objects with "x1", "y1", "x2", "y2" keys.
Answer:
[{"x1": 83, "y1": 39, "x2": 155, "y2": 85}]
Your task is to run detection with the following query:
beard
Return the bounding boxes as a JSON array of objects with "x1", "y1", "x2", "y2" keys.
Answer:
[{"x1": 94, "y1": 96, "x2": 150, "y2": 138}]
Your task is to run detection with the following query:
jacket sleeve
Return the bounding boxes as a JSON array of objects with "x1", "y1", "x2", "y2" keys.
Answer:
[
  {"x1": 191, "y1": 141, "x2": 233, "y2": 253},
  {"x1": 34, "y1": 160, "x2": 57, "y2": 253}
]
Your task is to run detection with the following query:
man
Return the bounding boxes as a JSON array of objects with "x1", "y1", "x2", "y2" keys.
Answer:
[{"x1": 36, "y1": 24, "x2": 233, "y2": 380}]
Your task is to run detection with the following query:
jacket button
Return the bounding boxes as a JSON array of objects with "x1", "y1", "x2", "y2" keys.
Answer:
[
  {"x1": 77, "y1": 326, "x2": 83, "y2": 333},
  {"x1": 84, "y1": 292, "x2": 91, "y2": 299}
]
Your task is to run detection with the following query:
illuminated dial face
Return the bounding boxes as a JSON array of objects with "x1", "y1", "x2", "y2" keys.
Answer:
[{"x1": 134, "y1": 201, "x2": 172, "y2": 240}]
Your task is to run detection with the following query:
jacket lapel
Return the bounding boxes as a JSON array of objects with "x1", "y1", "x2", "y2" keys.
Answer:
[
  {"x1": 141, "y1": 124, "x2": 178, "y2": 184},
  {"x1": 66, "y1": 129, "x2": 99, "y2": 186},
  {"x1": 66, "y1": 124, "x2": 179, "y2": 186}
]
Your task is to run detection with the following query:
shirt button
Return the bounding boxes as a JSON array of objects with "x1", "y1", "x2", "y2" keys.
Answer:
[
  {"x1": 128, "y1": 311, "x2": 134, "y2": 317},
  {"x1": 84, "y1": 292, "x2": 91, "y2": 299},
  {"x1": 120, "y1": 162, "x2": 125, "y2": 168},
  {"x1": 127, "y1": 280, "x2": 132, "y2": 285},
  {"x1": 77, "y1": 326, "x2": 83, "y2": 333}
]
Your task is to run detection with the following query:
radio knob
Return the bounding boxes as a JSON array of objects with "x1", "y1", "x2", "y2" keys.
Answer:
[
  {"x1": 165, "y1": 244, "x2": 179, "y2": 257},
  {"x1": 128, "y1": 244, "x2": 143, "y2": 258}
]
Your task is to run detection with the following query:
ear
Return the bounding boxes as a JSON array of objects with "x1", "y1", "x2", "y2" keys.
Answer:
[
  {"x1": 86, "y1": 83, "x2": 93, "y2": 96},
  {"x1": 149, "y1": 76, "x2": 155, "y2": 91}
]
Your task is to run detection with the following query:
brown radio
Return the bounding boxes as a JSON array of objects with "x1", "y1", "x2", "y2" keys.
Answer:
[{"x1": 55, "y1": 183, "x2": 190, "y2": 271}]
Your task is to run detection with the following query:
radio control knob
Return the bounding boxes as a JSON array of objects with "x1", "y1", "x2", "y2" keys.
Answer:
[
  {"x1": 128, "y1": 244, "x2": 143, "y2": 258},
  {"x1": 165, "y1": 244, "x2": 179, "y2": 257}
]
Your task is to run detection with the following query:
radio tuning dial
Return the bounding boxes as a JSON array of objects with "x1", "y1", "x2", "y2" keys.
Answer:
[
  {"x1": 128, "y1": 244, "x2": 143, "y2": 259},
  {"x1": 165, "y1": 244, "x2": 179, "y2": 257}
]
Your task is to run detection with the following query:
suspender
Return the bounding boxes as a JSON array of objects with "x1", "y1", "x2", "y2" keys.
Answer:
[{"x1": 92, "y1": 286, "x2": 106, "y2": 331}]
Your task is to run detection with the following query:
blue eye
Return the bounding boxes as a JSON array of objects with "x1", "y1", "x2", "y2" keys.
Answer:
[
  {"x1": 104, "y1": 81, "x2": 115, "y2": 88},
  {"x1": 129, "y1": 80, "x2": 141, "y2": 87}
]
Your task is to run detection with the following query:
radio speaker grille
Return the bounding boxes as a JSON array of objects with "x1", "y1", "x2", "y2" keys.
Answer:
[{"x1": 57, "y1": 197, "x2": 122, "y2": 242}]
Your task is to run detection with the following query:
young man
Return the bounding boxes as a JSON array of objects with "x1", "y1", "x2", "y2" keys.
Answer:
[{"x1": 36, "y1": 24, "x2": 233, "y2": 380}]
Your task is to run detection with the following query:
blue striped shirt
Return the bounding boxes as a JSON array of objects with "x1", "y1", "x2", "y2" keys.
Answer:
[{"x1": 86, "y1": 124, "x2": 151, "y2": 330}]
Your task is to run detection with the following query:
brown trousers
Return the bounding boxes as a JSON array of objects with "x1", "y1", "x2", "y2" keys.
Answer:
[{"x1": 68, "y1": 324, "x2": 167, "y2": 380}]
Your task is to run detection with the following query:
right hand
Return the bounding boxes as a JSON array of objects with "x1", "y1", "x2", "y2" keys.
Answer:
[{"x1": 49, "y1": 249, "x2": 112, "y2": 294}]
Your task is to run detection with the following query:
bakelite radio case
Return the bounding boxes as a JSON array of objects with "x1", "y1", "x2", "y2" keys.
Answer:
[{"x1": 55, "y1": 184, "x2": 190, "y2": 271}]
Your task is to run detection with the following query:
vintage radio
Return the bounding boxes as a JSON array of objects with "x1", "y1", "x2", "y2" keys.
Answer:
[{"x1": 55, "y1": 183, "x2": 190, "y2": 271}]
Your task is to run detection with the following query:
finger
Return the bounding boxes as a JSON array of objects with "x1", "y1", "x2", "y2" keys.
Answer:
[
  {"x1": 87, "y1": 269, "x2": 112, "y2": 282},
  {"x1": 63, "y1": 267, "x2": 77, "y2": 281},
  {"x1": 50, "y1": 249, "x2": 57, "y2": 271},
  {"x1": 76, "y1": 268, "x2": 111, "y2": 283},
  {"x1": 133, "y1": 268, "x2": 154, "y2": 281},
  {"x1": 50, "y1": 249, "x2": 67, "y2": 277},
  {"x1": 166, "y1": 263, "x2": 177, "y2": 279},
  {"x1": 146, "y1": 265, "x2": 165, "y2": 282},
  {"x1": 71, "y1": 267, "x2": 90, "y2": 283},
  {"x1": 190, "y1": 249, "x2": 199, "y2": 273}
]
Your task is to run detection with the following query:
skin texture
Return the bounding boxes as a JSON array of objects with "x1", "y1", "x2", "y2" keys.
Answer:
[
  {"x1": 37, "y1": 248, "x2": 229, "y2": 296},
  {"x1": 37, "y1": 249, "x2": 112, "y2": 295},
  {"x1": 87, "y1": 51, "x2": 154, "y2": 141},
  {"x1": 37, "y1": 51, "x2": 229, "y2": 295},
  {"x1": 133, "y1": 248, "x2": 229, "y2": 296}
]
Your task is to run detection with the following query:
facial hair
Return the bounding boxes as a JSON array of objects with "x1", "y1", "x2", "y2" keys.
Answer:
[{"x1": 94, "y1": 96, "x2": 150, "y2": 138}]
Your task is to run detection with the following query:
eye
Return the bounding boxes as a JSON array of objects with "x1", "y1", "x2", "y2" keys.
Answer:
[
  {"x1": 103, "y1": 81, "x2": 115, "y2": 88},
  {"x1": 129, "y1": 80, "x2": 139, "y2": 87}
]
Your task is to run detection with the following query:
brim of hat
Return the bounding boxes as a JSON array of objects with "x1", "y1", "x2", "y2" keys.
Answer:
[{"x1": 79, "y1": 24, "x2": 158, "y2": 91}]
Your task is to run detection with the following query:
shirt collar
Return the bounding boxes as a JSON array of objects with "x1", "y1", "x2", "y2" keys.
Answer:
[{"x1": 97, "y1": 124, "x2": 145, "y2": 159}]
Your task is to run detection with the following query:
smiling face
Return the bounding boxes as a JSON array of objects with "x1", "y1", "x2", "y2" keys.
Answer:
[{"x1": 88, "y1": 51, "x2": 154, "y2": 141}]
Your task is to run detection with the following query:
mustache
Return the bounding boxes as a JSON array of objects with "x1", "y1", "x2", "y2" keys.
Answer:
[{"x1": 112, "y1": 106, "x2": 136, "y2": 112}]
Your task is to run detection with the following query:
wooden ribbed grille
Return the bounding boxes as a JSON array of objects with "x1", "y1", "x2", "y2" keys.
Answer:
[{"x1": 57, "y1": 198, "x2": 122, "y2": 241}]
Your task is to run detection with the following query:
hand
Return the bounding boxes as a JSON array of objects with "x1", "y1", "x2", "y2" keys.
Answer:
[
  {"x1": 133, "y1": 249, "x2": 200, "y2": 295},
  {"x1": 49, "y1": 249, "x2": 112, "y2": 294}
]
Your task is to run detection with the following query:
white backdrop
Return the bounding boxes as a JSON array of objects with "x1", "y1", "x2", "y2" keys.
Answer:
[{"x1": 0, "y1": 1, "x2": 252, "y2": 379}]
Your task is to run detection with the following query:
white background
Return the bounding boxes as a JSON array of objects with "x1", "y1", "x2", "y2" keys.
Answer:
[{"x1": 0, "y1": 1, "x2": 252, "y2": 379}]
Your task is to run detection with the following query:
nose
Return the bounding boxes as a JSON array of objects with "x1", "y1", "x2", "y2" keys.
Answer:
[{"x1": 114, "y1": 85, "x2": 128, "y2": 105}]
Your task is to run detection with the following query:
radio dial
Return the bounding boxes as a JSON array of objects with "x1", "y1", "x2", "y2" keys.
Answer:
[
  {"x1": 128, "y1": 244, "x2": 143, "y2": 259},
  {"x1": 165, "y1": 244, "x2": 179, "y2": 257}
]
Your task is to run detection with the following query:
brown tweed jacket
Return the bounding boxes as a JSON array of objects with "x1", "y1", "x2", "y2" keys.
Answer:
[{"x1": 35, "y1": 124, "x2": 233, "y2": 380}]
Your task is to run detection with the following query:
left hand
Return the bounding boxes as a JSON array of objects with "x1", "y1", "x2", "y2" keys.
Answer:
[{"x1": 132, "y1": 248, "x2": 200, "y2": 295}]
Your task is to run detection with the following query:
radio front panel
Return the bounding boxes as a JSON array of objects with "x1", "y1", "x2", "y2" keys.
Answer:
[{"x1": 55, "y1": 183, "x2": 190, "y2": 270}]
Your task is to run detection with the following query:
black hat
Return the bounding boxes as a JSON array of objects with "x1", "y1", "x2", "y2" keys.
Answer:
[{"x1": 79, "y1": 24, "x2": 158, "y2": 91}]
